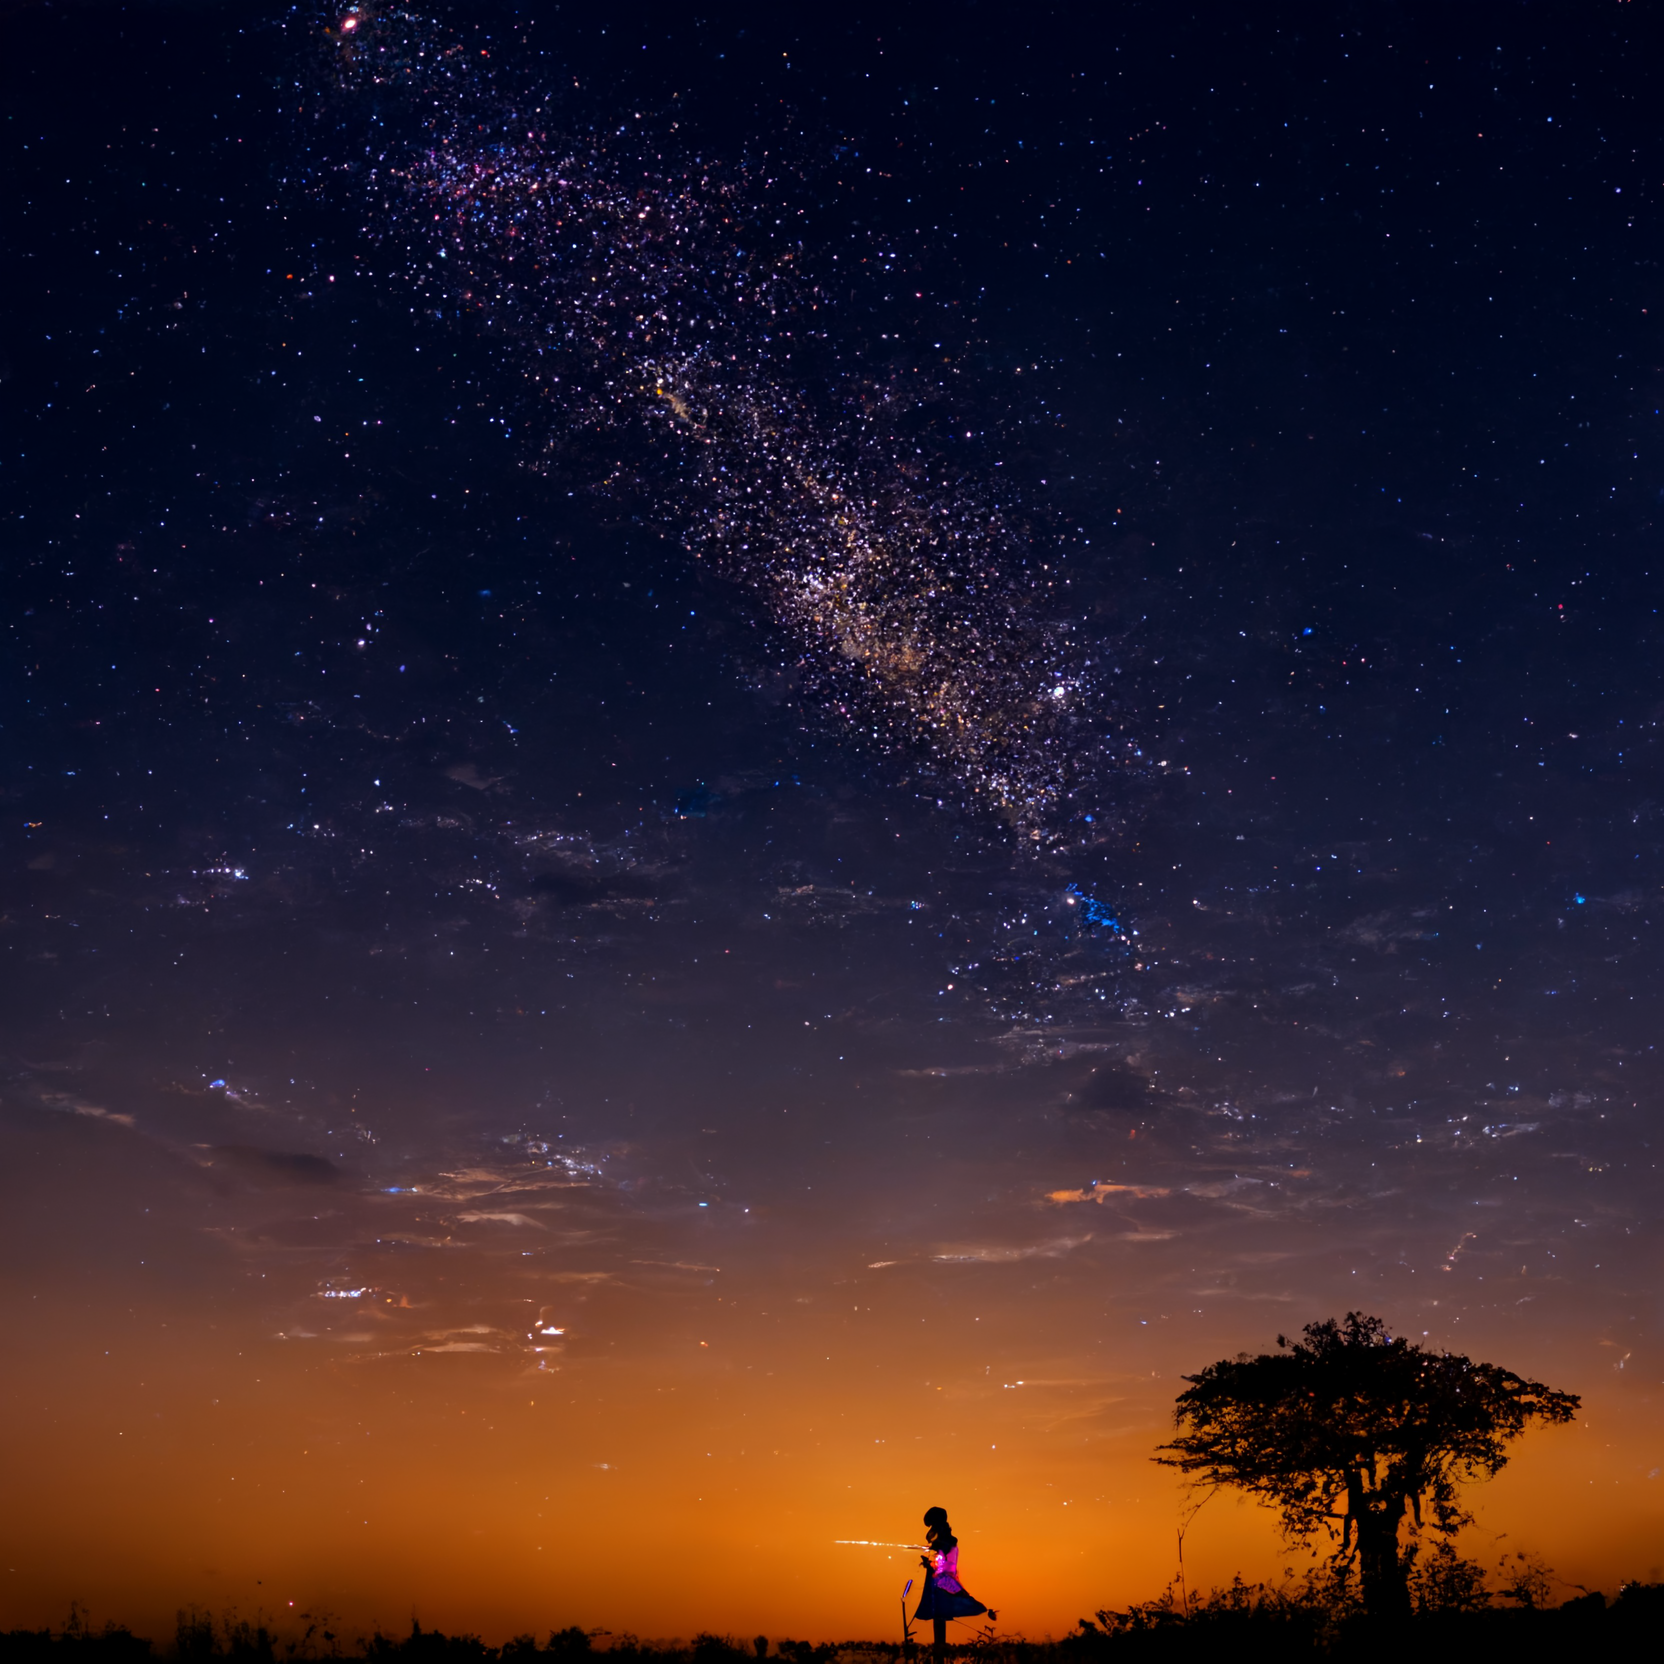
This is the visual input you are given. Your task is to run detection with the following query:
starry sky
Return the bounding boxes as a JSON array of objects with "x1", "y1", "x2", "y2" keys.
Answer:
[{"x1": 3, "y1": 0, "x2": 1662, "y2": 1643}]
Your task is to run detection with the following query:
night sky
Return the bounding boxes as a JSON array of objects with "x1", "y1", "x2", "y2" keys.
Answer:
[{"x1": 3, "y1": 0, "x2": 1662, "y2": 1642}]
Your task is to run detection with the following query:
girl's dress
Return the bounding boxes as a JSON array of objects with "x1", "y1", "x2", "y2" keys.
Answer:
[{"x1": 912, "y1": 1544, "x2": 988, "y2": 1622}]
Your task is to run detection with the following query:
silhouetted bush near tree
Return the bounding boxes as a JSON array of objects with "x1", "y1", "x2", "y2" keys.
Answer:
[{"x1": 1055, "y1": 1576, "x2": 1664, "y2": 1659}]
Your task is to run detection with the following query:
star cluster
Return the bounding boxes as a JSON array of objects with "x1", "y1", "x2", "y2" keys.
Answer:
[{"x1": 320, "y1": 5, "x2": 1121, "y2": 840}]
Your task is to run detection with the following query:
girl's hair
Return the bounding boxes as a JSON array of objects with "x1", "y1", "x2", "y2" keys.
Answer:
[{"x1": 923, "y1": 1506, "x2": 957, "y2": 1551}]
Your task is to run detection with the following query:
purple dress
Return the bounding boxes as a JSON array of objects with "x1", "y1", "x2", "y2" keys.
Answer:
[{"x1": 912, "y1": 1545, "x2": 988, "y2": 1622}]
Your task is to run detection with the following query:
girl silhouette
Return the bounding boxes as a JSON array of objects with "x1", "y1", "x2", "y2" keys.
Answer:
[{"x1": 913, "y1": 1506, "x2": 989, "y2": 1657}]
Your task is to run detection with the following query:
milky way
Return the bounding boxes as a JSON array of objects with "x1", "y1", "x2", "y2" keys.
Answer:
[{"x1": 318, "y1": 5, "x2": 1126, "y2": 841}]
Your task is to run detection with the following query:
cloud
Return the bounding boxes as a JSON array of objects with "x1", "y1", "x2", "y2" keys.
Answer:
[
  {"x1": 427, "y1": 1163, "x2": 598, "y2": 1200},
  {"x1": 412, "y1": 1324, "x2": 506, "y2": 1354},
  {"x1": 444, "y1": 762, "x2": 504, "y2": 791},
  {"x1": 933, "y1": 1236, "x2": 1092, "y2": 1263},
  {"x1": 1047, "y1": 1182, "x2": 1170, "y2": 1204},
  {"x1": 1183, "y1": 1177, "x2": 1267, "y2": 1200},
  {"x1": 202, "y1": 1145, "x2": 339, "y2": 1185},
  {"x1": 39, "y1": 1093, "x2": 136, "y2": 1128},
  {"x1": 989, "y1": 1030, "x2": 1120, "y2": 1063},
  {"x1": 455, "y1": 1210, "x2": 544, "y2": 1228}
]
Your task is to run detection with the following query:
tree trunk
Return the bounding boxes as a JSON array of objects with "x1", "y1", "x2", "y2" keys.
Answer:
[{"x1": 1354, "y1": 1494, "x2": 1411, "y2": 1623}]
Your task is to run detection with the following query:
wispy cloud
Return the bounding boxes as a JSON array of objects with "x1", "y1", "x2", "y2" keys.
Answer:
[
  {"x1": 411, "y1": 1324, "x2": 507, "y2": 1355},
  {"x1": 933, "y1": 1236, "x2": 1092, "y2": 1263},
  {"x1": 1184, "y1": 1177, "x2": 1268, "y2": 1200},
  {"x1": 1047, "y1": 1181, "x2": 1170, "y2": 1204},
  {"x1": 39, "y1": 1093, "x2": 136, "y2": 1128},
  {"x1": 428, "y1": 1163, "x2": 597, "y2": 1200},
  {"x1": 898, "y1": 1064, "x2": 1008, "y2": 1078}
]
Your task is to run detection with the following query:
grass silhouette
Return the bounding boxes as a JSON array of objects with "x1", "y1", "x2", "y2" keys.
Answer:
[{"x1": 5, "y1": 1580, "x2": 1663, "y2": 1664}]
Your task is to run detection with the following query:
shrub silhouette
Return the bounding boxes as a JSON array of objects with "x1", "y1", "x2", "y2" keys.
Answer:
[
  {"x1": 0, "y1": 1608, "x2": 151, "y2": 1664},
  {"x1": 1406, "y1": 1541, "x2": 1490, "y2": 1615},
  {"x1": 689, "y1": 1639, "x2": 744, "y2": 1664},
  {"x1": 362, "y1": 1625, "x2": 491, "y2": 1664}
]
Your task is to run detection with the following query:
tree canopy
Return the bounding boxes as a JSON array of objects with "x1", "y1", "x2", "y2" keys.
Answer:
[{"x1": 1155, "y1": 1313, "x2": 1579, "y2": 1620}]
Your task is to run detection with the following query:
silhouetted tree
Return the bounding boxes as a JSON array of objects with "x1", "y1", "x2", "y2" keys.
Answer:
[
  {"x1": 689, "y1": 1638, "x2": 745, "y2": 1664},
  {"x1": 362, "y1": 1623, "x2": 492, "y2": 1664},
  {"x1": 176, "y1": 1612, "x2": 217, "y2": 1664},
  {"x1": 1155, "y1": 1314, "x2": 1579, "y2": 1622},
  {"x1": 220, "y1": 1619, "x2": 273, "y2": 1664},
  {"x1": 1495, "y1": 1550, "x2": 1554, "y2": 1609},
  {"x1": 0, "y1": 1627, "x2": 150, "y2": 1664}
]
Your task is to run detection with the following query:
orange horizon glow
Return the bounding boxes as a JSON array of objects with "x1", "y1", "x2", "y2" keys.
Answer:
[{"x1": 4, "y1": 1112, "x2": 1657, "y2": 1644}]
